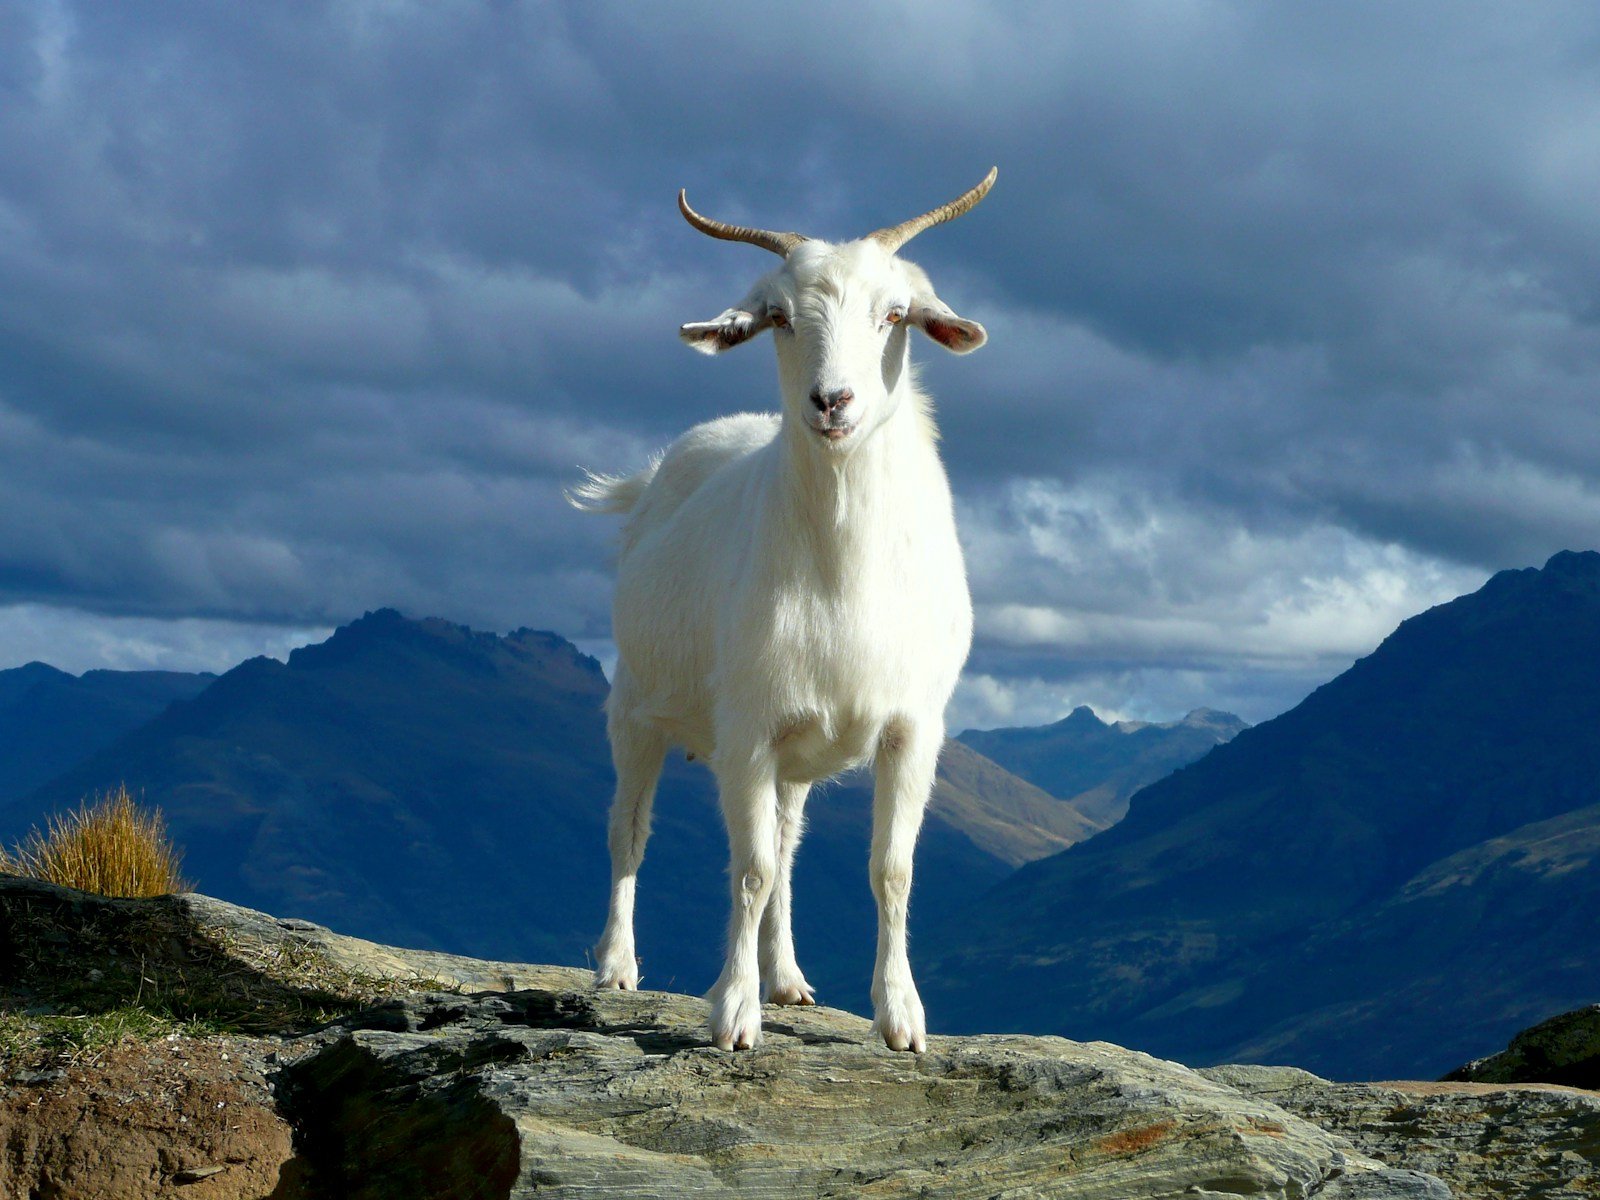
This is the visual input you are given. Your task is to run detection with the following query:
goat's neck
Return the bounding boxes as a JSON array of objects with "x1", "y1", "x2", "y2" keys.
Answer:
[{"x1": 774, "y1": 386, "x2": 933, "y2": 574}]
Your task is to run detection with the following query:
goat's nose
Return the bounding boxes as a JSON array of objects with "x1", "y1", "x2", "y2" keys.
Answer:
[{"x1": 810, "y1": 387, "x2": 854, "y2": 413}]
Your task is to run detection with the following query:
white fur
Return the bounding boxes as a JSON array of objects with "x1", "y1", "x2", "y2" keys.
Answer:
[{"x1": 571, "y1": 236, "x2": 982, "y2": 1053}]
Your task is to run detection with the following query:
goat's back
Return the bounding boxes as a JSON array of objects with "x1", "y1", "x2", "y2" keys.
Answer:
[{"x1": 619, "y1": 412, "x2": 778, "y2": 554}]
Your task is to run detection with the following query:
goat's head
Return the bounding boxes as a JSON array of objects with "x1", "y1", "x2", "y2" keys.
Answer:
[{"x1": 678, "y1": 169, "x2": 994, "y2": 450}]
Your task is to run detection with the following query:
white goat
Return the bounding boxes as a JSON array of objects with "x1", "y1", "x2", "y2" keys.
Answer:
[{"x1": 570, "y1": 169, "x2": 995, "y2": 1052}]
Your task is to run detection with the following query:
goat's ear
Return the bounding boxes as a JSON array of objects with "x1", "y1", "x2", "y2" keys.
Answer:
[
  {"x1": 679, "y1": 307, "x2": 772, "y2": 355},
  {"x1": 908, "y1": 297, "x2": 987, "y2": 354}
]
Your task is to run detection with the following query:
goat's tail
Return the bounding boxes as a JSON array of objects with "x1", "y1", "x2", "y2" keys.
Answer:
[{"x1": 565, "y1": 459, "x2": 660, "y2": 516}]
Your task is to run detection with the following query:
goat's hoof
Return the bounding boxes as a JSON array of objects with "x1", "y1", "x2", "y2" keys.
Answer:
[
  {"x1": 766, "y1": 981, "x2": 817, "y2": 1006},
  {"x1": 711, "y1": 1018, "x2": 764, "y2": 1051},
  {"x1": 878, "y1": 1025, "x2": 926, "y2": 1053},
  {"x1": 873, "y1": 986, "x2": 927, "y2": 1053},
  {"x1": 714, "y1": 1026, "x2": 763, "y2": 1051},
  {"x1": 593, "y1": 959, "x2": 640, "y2": 991},
  {"x1": 709, "y1": 985, "x2": 764, "y2": 1050}
]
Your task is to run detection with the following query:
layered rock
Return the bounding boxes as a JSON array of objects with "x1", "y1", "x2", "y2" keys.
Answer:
[
  {"x1": 1208, "y1": 1064, "x2": 1600, "y2": 1200},
  {"x1": 278, "y1": 988, "x2": 1442, "y2": 1200}
]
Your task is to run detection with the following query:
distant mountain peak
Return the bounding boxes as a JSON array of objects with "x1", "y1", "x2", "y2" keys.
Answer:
[
  {"x1": 0, "y1": 662, "x2": 213, "y2": 805},
  {"x1": 1544, "y1": 548, "x2": 1600, "y2": 573},
  {"x1": 4, "y1": 661, "x2": 71, "y2": 682},
  {"x1": 1178, "y1": 708, "x2": 1249, "y2": 733},
  {"x1": 233, "y1": 655, "x2": 286, "y2": 674},
  {"x1": 956, "y1": 699, "x2": 1247, "y2": 831},
  {"x1": 277, "y1": 609, "x2": 608, "y2": 692},
  {"x1": 1466, "y1": 548, "x2": 1600, "y2": 606},
  {"x1": 1058, "y1": 705, "x2": 1107, "y2": 730},
  {"x1": 1110, "y1": 709, "x2": 1247, "y2": 736},
  {"x1": 290, "y1": 609, "x2": 488, "y2": 664},
  {"x1": 355, "y1": 606, "x2": 407, "y2": 626},
  {"x1": 1538, "y1": 549, "x2": 1600, "y2": 594}
]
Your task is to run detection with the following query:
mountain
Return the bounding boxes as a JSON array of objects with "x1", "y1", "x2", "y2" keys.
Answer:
[
  {"x1": 0, "y1": 663, "x2": 212, "y2": 804},
  {"x1": 926, "y1": 738, "x2": 1103, "y2": 867},
  {"x1": 958, "y1": 705, "x2": 1247, "y2": 826},
  {"x1": 7, "y1": 610, "x2": 1096, "y2": 1008},
  {"x1": 923, "y1": 550, "x2": 1600, "y2": 1081}
]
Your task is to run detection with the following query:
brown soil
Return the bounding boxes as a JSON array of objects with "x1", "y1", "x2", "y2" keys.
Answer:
[{"x1": 0, "y1": 1034, "x2": 294, "y2": 1200}]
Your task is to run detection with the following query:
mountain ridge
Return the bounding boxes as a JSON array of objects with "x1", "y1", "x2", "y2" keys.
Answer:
[
  {"x1": 925, "y1": 549, "x2": 1600, "y2": 1080},
  {"x1": 0, "y1": 662, "x2": 213, "y2": 804},
  {"x1": 4, "y1": 609, "x2": 1099, "y2": 1010},
  {"x1": 957, "y1": 701, "x2": 1247, "y2": 826}
]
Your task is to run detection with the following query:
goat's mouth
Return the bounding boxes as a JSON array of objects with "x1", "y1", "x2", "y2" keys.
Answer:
[{"x1": 812, "y1": 422, "x2": 856, "y2": 443}]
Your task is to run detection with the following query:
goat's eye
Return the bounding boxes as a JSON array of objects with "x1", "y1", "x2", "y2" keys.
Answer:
[
  {"x1": 769, "y1": 309, "x2": 789, "y2": 329},
  {"x1": 885, "y1": 309, "x2": 905, "y2": 326}
]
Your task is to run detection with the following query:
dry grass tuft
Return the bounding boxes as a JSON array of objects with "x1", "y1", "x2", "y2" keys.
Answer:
[{"x1": 0, "y1": 786, "x2": 189, "y2": 898}]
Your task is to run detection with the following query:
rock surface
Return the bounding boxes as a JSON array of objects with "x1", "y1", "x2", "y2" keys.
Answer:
[
  {"x1": 1207, "y1": 1064, "x2": 1600, "y2": 1199},
  {"x1": 176, "y1": 891, "x2": 1449, "y2": 1196},
  {"x1": 179, "y1": 890, "x2": 1445, "y2": 1197},
  {"x1": 3, "y1": 879, "x2": 1458, "y2": 1199},
  {"x1": 15, "y1": 878, "x2": 1598, "y2": 1198},
  {"x1": 278, "y1": 988, "x2": 1445, "y2": 1200}
]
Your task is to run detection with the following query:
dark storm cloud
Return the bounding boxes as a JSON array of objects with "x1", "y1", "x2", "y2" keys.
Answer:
[{"x1": 1, "y1": 2, "x2": 1597, "y2": 722}]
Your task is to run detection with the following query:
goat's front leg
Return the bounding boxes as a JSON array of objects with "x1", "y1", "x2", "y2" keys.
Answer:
[
  {"x1": 760, "y1": 781, "x2": 815, "y2": 1006},
  {"x1": 870, "y1": 718, "x2": 940, "y2": 1052},
  {"x1": 707, "y1": 751, "x2": 780, "y2": 1050}
]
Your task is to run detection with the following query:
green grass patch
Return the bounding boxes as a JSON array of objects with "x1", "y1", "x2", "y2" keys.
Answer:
[{"x1": 0, "y1": 879, "x2": 443, "y2": 1073}]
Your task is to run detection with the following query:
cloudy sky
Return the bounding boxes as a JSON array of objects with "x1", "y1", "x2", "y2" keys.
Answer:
[{"x1": 2, "y1": 2, "x2": 1597, "y2": 728}]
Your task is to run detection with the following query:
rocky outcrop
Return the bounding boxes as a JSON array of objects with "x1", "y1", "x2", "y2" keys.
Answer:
[
  {"x1": 1445, "y1": 1003, "x2": 1600, "y2": 1090},
  {"x1": 1207, "y1": 1064, "x2": 1600, "y2": 1200},
  {"x1": 174, "y1": 889, "x2": 1449, "y2": 1196},
  {"x1": 276, "y1": 988, "x2": 1446, "y2": 1200},
  {"x1": 3, "y1": 879, "x2": 1459, "y2": 1199},
  {"x1": 12, "y1": 876, "x2": 1598, "y2": 1198}
]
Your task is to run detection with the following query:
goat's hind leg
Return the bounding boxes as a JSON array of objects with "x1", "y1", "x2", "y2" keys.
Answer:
[
  {"x1": 594, "y1": 710, "x2": 666, "y2": 991},
  {"x1": 761, "y1": 780, "x2": 815, "y2": 1006}
]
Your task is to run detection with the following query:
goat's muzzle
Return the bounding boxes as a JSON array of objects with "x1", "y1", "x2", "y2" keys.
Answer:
[
  {"x1": 810, "y1": 387, "x2": 854, "y2": 415},
  {"x1": 808, "y1": 388, "x2": 856, "y2": 442}
]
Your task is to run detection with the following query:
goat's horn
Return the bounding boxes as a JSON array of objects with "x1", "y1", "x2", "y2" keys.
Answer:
[
  {"x1": 870, "y1": 167, "x2": 998, "y2": 253},
  {"x1": 678, "y1": 190, "x2": 807, "y2": 257}
]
